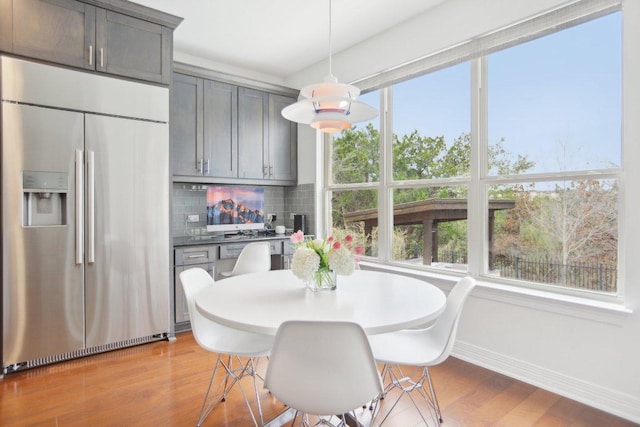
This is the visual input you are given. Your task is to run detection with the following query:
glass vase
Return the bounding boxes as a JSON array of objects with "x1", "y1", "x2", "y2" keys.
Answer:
[{"x1": 307, "y1": 268, "x2": 337, "y2": 292}]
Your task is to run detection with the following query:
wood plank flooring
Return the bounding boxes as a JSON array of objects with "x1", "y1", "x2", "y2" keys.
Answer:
[{"x1": 0, "y1": 332, "x2": 636, "y2": 427}]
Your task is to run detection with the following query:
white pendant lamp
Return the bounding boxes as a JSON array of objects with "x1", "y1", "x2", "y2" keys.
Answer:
[{"x1": 281, "y1": 0, "x2": 378, "y2": 134}]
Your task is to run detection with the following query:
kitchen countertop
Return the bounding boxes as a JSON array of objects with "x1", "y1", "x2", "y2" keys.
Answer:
[{"x1": 173, "y1": 233, "x2": 295, "y2": 247}]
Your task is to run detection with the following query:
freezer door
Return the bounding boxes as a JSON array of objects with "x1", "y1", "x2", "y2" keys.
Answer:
[
  {"x1": 84, "y1": 114, "x2": 170, "y2": 347},
  {"x1": 2, "y1": 103, "x2": 85, "y2": 366}
]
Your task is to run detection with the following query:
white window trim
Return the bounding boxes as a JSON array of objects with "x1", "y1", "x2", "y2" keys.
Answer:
[
  {"x1": 323, "y1": 0, "x2": 627, "y2": 309},
  {"x1": 359, "y1": 261, "x2": 632, "y2": 325}
]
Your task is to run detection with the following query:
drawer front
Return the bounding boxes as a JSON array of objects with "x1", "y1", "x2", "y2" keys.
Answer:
[
  {"x1": 174, "y1": 262, "x2": 214, "y2": 324},
  {"x1": 175, "y1": 246, "x2": 216, "y2": 265},
  {"x1": 269, "y1": 241, "x2": 283, "y2": 255},
  {"x1": 219, "y1": 241, "x2": 282, "y2": 259}
]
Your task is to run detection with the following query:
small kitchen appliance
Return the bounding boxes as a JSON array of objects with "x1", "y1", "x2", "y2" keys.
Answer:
[{"x1": 293, "y1": 214, "x2": 307, "y2": 234}]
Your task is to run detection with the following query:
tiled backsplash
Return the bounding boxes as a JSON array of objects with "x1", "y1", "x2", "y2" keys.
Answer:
[
  {"x1": 284, "y1": 183, "x2": 315, "y2": 233},
  {"x1": 172, "y1": 183, "x2": 315, "y2": 237}
]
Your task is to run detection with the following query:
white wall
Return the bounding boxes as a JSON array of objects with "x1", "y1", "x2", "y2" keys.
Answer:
[
  {"x1": 285, "y1": 0, "x2": 576, "y2": 89},
  {"x1": 174, "y1": 51, "x2": 288, "y2": 87},
  {"x1": 288, "y1": 0, "x2": 640, "y2": 422}
]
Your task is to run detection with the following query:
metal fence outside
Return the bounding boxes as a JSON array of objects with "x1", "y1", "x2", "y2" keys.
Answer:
[{"x1": 437, "y1": 251, "x2": 617, "y2": 292}]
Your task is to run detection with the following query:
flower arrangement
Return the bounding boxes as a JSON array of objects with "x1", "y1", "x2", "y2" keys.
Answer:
[{"x1": 289, "y1": 230, "x2": 363, "y2": 291}]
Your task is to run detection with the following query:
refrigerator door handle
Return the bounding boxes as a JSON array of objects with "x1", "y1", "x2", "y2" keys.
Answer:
[
  {"x1": 75, "y1": 150, "x2": 84, "y2": 264},
  {"x1": 87, "y1": 150, "x2": 96, "y2": 264}
]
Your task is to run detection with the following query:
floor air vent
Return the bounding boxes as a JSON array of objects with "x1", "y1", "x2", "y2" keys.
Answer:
[{"x1": 2, "y1": 333, "x2": 169, "y2": 375}]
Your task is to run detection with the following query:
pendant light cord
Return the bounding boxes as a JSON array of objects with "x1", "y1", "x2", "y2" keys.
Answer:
[{"x1": 328, "y1": 0, "x2": 333, "y2": 78}]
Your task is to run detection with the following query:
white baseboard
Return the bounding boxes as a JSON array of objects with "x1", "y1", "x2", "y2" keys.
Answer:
[{"x1": 453, "y1": 340, "x2": 640, "y2": 424}]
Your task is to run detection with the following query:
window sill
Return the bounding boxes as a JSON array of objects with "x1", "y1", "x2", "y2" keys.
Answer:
[{"x1": 358, "y1": 261, "x2": 633, "y2": 325}]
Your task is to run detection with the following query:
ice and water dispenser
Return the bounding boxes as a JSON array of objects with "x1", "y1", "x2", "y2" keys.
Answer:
[{"x1": 22, "y1": 171, "x2": 68, "y2": 226}]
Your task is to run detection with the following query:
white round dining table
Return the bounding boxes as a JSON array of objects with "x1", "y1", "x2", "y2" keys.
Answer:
[{"x1": 195, "y1": 269, "x2": 446, "y2": 336}]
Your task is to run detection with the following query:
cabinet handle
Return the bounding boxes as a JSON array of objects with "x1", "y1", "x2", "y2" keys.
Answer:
[
  {"x1": 204, "y1": 159, "x2": 210, "y2": 175},
  {"x1": 197, "y1": 159, "x2": 203, "y2": 174},
  {"x1": 89, "y1": 45, "x2": 93, "y2": 66},
  {"x1": 269, "y1": 165, "x2": 274, "y2": 177},
  {"x1": 100, "y1": 48, "x2": 104, "y2": 68},
  {"x1": 263, "y1": 166, "x2": 268, "y2": 178}
]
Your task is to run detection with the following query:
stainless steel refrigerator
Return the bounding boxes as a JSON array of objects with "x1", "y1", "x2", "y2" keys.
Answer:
[{"x1": 1, "y1": 56, "x2": 170, "y2": 373}]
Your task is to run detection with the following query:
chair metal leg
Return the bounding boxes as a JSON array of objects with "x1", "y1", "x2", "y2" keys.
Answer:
[
  {"x1": 221, "y1": 354, "x2": 233, "y2": 402},
  {"x1": 195, "y1": 355, "x2": 266, "y2": 427},
  {"x1": 196, "y1": 354, "x2": 226, "y2": 426},
  {"x1": 425, "y1": 367, "x2": 443, "y2": 423},
  {"x1": 247, "y1": 357, "x2": 265, "y2": 426},
  {"x1": 290, "y1": 399, "x2": 380, "y2": 427},
  {"x1": 219, "y1": 356, "x2": 263, "y2": 426},
  {"x1": 376, "y1": 365, "x2": 441, "y2": 426}
]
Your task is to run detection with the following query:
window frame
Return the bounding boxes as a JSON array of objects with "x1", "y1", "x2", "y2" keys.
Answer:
[{"x1": 322, "y1": 0, "x2": 624, "y2": 304}]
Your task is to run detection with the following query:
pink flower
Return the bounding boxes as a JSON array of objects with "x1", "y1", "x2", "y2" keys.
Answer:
[
  {"x1": 333, "y1": 241, "x2": 341, "y2": 249},
  {"x1": 290, "y1": 230, "x2": 305, "y2": 244},
  {"x1": 355, "y1": 246, "x2": 363, "y2": 255},
  {"x1": 345, "y1": 235, "x2": 353, "y2": 243},
  {"x1": 327, "y1": 236, "x2": 334, "y2": 243}
]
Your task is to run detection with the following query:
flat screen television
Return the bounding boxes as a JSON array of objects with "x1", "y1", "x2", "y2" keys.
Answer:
[{"x1": 206, "y1": 186, "x2": 265, "y2": 234}]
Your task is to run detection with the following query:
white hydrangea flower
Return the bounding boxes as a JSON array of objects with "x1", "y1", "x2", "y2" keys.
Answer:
[
  {"x1": 291, "y1": 247, "x2": 320, "y2": 281},
  {"x1": 328, "y1": 247, "x2": 356, "y2": 275}
]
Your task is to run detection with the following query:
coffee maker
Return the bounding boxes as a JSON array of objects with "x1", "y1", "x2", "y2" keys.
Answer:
[{"x1": 293, "y1": 214, "x2": 307, "y2": 234}]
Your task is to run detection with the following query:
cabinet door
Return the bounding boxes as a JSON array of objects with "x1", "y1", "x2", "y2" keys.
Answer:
[
  {"x1": 171, "y1": 73, "x2": 204, "y2": 176},
  {"x1": 12, "y1": 0, "x2": 96, "y2": 70},
  {"x1": 0, "y1": 0, "x2": 12, "y2": 53},
  {"x1": 203, "y1": 80, "x2": 238, "y2": 178},
  {"x1": 269, "y1": 94, "x2": 298, "y2": 182},
  {"x1": 95, "y1": 9, "x2": 171, "y2": 84},
  {"x1": 238, "y1": 87, "x2": 269, "y2": 179}
]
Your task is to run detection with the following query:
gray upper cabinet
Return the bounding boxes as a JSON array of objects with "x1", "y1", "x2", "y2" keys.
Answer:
[
  {"x1": 11, "y1": 0, "x2": 96, "y2": 70},
  {"x1": 171, "y1": 72, "x2": 297, "y2": 184},
  {"x1": 238, "y1": 87, "x2": 269, "y2": 180},
  {"x1": 95, "y1": 9, "x2": 172, "y2": 84},
  {"x1": 237, "y1": 89, "x2": 297, "y2": 182},
  {"x1": 0, "y1": 0, "x2": 12, "y2": 53},
  {"x1": 204, "y1": 80, "x2": 238, "y2": 178},
  {"x1": 171, "y1": 74, "x2": 239, "y2": 178},
  {"x1": 269, "y1": 94, "x2": 298, "y2": 182},
  {"x1": 171, "y1": 73, "x2": 203, "y2": 176},
  {"x1": 0, "y1": 0, "x2": 178, "y2": 85}
]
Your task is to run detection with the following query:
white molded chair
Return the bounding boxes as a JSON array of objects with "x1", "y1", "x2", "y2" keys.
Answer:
[
  {"x1": 220, "y1": 241, "x2": 271, "y2": 278},
  {"x1": 179, "y1": 267, "x2": 273, "y2": 427},
  {"x1": 264, "y1": 320, "x2": 384, "y2": 427},
  {"x1": 368, "y1": 276, "x2": 477, "y2": 426}
]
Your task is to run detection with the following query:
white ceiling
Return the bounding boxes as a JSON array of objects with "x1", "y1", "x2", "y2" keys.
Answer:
[{"x1": 130, "y1": 0, "x2": 445, "y2": 82}]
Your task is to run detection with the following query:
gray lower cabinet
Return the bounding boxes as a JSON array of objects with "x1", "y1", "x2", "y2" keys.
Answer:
[
  {"x1": 0, "y1": 0, "x2": 176, "y2": 84},
  {"x1": 173, "y1": 239, "x2": 288, "y2": 331},
  {"x1": 171, "y1": 72, "x2": 297, "y2": 184},
  {"x1": 174, "y1": 246, "x2": 216, "y2": 328}
]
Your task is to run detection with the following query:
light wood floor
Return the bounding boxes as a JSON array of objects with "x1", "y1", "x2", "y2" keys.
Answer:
[{"x1": 0, "y1": 332, "x2": 636, "y2": 427}]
